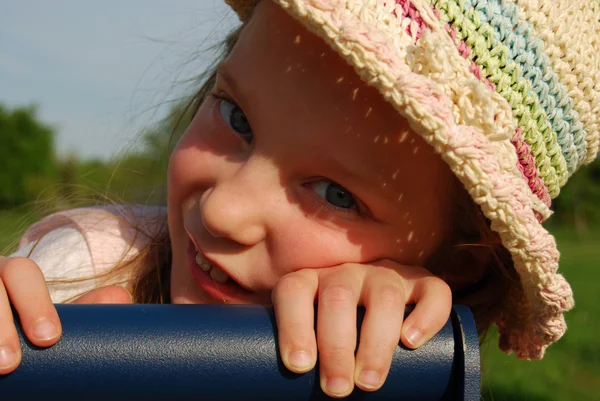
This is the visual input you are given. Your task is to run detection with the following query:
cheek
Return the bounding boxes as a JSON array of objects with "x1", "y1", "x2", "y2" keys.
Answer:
[
  {"x1": 271, "y1": 220, "x2": 370, "y2": 270},
  {"x1": 168, "y1": 144, "x2": 211, "y2": 209},
  {"x1": 167, "y1": 105, "x2": 225, "y2": 205}
]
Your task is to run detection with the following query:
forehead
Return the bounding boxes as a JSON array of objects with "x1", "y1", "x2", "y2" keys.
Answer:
[{"x1": 223, "y1": 1, "x2": 451, "y2": 206}]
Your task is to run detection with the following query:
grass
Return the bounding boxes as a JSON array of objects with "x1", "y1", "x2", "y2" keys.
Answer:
[
  {"x1": 1, "y1": 208, "x2": 598, "y2": 399},
  {"x1": 481, "y1": 227, "x2": 600, "y2": 400},
  {"x1": 0, "y1": 206, "x2": 41, "y2": 255}
]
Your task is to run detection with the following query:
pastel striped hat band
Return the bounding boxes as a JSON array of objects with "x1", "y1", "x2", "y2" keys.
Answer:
[{"x1": 225, "y1": 0, "x2": 600, "y2": 359}]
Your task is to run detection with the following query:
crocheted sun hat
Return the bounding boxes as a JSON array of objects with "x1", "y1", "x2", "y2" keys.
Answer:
[{"x1": 225, "y1": 0, "x2": 600, "y2": 359}]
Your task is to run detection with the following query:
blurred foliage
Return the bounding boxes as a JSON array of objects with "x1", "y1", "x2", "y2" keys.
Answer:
[
  {"x1": 0, "y1": 104, "x2": 58, "y2": 208},
  {"x1": 552, "y1": 159, "x2": 600, "y2": 232},
  {"x1": 5, "y1": 98, "x2": 197, "y2": 210},
  {"x1": 481, "y1": 228, "x2": 600, "y2": 401}
]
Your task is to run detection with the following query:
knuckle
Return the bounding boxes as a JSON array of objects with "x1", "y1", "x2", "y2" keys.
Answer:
[
  {"x1": 376, "y1": 285, "x2": 404, "y2": 308},
  {"x1": 273, "y1": 274, "x2": 310, "y2": 299},
  {"x1": 319, "y1": 285, "x2": 357, "y2": 308},
  {"x1": 438, "y1": 283, "x2": 453, "y2": 303},
  {"x1": 326, "y1": 264, "x2": 361, "y2": 280},
  {"x1": 319, "y1": 343, "x2": 354, "y2": 361},
  {"x1": 285, "y1": 330, "x2": 313, "y2": 348},
  {"x1": 425, "y1": 276, "x2": 452, "y2": 295},
  {"x1": 374, "y1": 259, "x2": 401, "y2": 270},
  {"x1": 366, "y1": 337, "x2": 396, "y2": 358},
  {"x1": 1, "y1": 257, "x2": 40, "y2": 278}
]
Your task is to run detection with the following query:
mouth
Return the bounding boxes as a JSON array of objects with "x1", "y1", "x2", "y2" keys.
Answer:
[{"x1": 186, "y1": 239, "x2": 252, "y2": 303}]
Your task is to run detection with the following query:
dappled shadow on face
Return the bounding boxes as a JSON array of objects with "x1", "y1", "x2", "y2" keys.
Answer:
[
  {"x1": 248, "y1": 3, "x2": 455, "y2": 267},
  {"x1": 171, "y1": 1, "x2": 457, "y2": 272}
]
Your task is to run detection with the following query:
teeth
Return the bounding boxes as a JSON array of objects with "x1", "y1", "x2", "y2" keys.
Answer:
[
  {"x1": 195, "y1": 254, "x2": 212, "y2": 272},
  {"x1": 195, "y1": 252, "x2": 230, "y2": 283},
  {"x1": 210, "y1": 267, "x2": 230, "y2": 284}
]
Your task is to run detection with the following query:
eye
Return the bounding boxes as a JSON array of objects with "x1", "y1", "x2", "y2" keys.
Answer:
[
  {"x1": 311, "y1": 180, "x2": 356, "y2": 209},
  {"x1": 219, "y1": 98, "x2": 253, "y2": 143}
]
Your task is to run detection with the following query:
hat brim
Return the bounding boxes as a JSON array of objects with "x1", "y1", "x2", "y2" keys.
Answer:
[{"x1": 227, "y1": 0, "x2": 575, "y2": 359}]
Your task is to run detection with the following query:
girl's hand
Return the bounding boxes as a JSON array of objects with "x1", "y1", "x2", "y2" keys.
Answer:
[
  {"x1": 0, "y1": 255, "x2": 130, "y2": 375},
  {"x1": 271, "y1": 260, "x2": 452, "y2": 398}
]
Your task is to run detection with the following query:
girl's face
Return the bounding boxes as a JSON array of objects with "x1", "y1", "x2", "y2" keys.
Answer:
[{"x1": 167, "y1": 1, "x2": 453, "y2": 305}]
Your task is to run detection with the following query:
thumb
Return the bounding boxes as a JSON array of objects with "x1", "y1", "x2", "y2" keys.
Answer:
[{"x1": 72, "y1": 285, "x2": 133, "y2": 304}]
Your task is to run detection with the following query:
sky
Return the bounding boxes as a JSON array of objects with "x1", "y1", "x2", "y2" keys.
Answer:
[{"x1": 1, "y1": 0, "x2": 238, "y2": 160}]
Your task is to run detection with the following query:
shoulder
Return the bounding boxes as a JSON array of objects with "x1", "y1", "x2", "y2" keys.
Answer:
[
  {"x1": 13, "y1": 204, "x2": 168, "y2": 302},
  {"x1": 18, "y1": 204, "x2": 167, "y2": 250}
]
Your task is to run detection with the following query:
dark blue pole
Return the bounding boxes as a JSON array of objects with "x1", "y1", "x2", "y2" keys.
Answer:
[{"x1": 1, "y1": 305, "x2": 480, "y2": 400}]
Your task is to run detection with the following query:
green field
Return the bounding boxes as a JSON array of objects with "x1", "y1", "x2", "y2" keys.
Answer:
[
  {"x1": 0, "y1": 208, "x2": 42, "y2": 255},
  {"x1": 1, "y1": 209, "x2": 598, "y2": 399},
  {"x1": 481, "y1": 227, "x2": 600, "y2": 400}
]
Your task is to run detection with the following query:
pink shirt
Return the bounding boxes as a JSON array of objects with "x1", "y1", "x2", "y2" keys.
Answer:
[{"x1": 10, "y1": 205, "x2": 167, "y2": 303}]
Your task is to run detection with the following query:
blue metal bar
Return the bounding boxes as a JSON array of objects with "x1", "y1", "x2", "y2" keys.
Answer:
[{"x1": 1, "y1": 304, "x2": 480, "y2": 400}]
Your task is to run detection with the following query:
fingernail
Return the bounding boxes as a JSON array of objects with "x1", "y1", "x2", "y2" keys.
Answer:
[
  {"x1": 0, "y1": 346, "x2": 16, "y2": 368},
  {"x1": 33, "y1": 319, "x2": 59, "y2": 341},
  {"x1": 325, "y1": 377, "x2": 351, "y2": 396},
  {"x1": 405, "y1": 327, "x2": 423, "y2": 348},
  {"x1": 288, "y1": 350, "x2": 312, "y2": 370},
  {"x1": 357, "y1": 370, "x2": 380, "y2": 389}
]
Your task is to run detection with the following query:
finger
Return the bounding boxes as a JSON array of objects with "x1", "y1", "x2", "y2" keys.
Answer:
[
  {"x1": 354, "y1": 271, "x2": 406, "y2": 391},
  {"x1": 400, "y1": 275, "x2": 452, "y2": 349},
  {"x1": 317, "y1": 268, "x2": 361, "y2": 398},
  {"x1": 272, "y1": 271, "x2": 318, "y2": 374},
  {"x1": 1, "y1": 257, "x2": 62, "y2": 348},
  {"x1": 0, "y1": 278, "x2": 22, "y2": 374},
  {"x1": 72, "y1": 285, "x2": 133, "y2": 304}
]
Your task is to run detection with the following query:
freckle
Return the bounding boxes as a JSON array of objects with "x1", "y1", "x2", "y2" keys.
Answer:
[
  {"x1": 407, "y1": 231, "x2": 414, "y2": 242},
  {"x1": 374, "y1": 135, "x2": 380, "y2": 143},
  {"x1": 337, "y1": 76, "x2": 344, "y2": 83},
  {"x1": 352, "y1": 88, "x2": 359, "y2": 100},
  {"x1": 392, "y1": 169, "x2": 400, "y2": 180},
  {"x1": 399, "y1": 132, "x2": 408, "y2": 143},
  {"x1": 365, "y1": 107, "x2": 373, "y2": 117},
  {"x1": 413, "y1": 146, "x2": 419, "y2": 154}
]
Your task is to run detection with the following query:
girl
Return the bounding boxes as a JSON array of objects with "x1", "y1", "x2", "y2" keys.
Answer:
[{"x1": 2, "y1": 0, "x2": 598, "y2": 398}]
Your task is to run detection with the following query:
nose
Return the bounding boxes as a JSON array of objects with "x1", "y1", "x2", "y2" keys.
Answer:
[{"x1": 199, "y1": 157, "x2": 278, "y2": 245}]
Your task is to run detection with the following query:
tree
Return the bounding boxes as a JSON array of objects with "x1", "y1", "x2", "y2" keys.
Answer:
[
  {"x1": 0, "y1": 104, "x2": 58, "y2": 208},
  {"x1": 552, "y1": 159, "x2": 600, "y2": 232}
]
